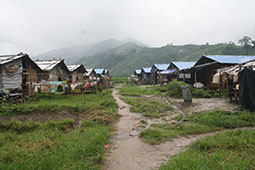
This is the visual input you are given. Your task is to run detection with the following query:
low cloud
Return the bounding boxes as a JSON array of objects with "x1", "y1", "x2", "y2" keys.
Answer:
[{"x1": 0, "y1": 0, "x2": 255, "y2": 56}]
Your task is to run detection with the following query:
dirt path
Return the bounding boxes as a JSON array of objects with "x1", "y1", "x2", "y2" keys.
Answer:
[{"x1": 104, "y1": 89, "x2": 253, "y2": 170}]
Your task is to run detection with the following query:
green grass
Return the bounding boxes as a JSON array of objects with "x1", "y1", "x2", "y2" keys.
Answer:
[
  {"x1": 0, "y1": 119, "x2": 110, "y2": 170},
  {"x1": 121, "y1": 97, "x2": 172, "y2": 118},
  {"x1": 0, "y1": 90, "x2": 117, "y2": 117},
  {"x1": 192, "y1": 88, "x2": 227, "y2": 98},
  {"x1": 0, "y1": 89, "x2": 119, "y2": 169},
  {"x1": 119, "y1": 81, "x2": 226, "y2": 98},
  {"x1": 160, "y1": 129, "x2": 255, "y2": 170},
  {"x1": 140, "y1": 110, "x2": 255, "y2": 144},
  {"x1": 111, "y1": 77, "x2": 127, "y2": 84},
  {"x1": 119, "y1": 84, "x2": 167, "y2": 96},
  {"x1": 166, "y1": 81, "x2": 227, "y2": 98},
  {"x1": 188, "y1": 110, "x2": 255, "y2": 128},
  {"x1": 141, "y1": 123, "x2": 220, "y2": 144}
]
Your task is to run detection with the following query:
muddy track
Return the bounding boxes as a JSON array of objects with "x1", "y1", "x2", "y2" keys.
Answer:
[{"x1": 104, "y1": 89, "x2": 255, "y2": 170}]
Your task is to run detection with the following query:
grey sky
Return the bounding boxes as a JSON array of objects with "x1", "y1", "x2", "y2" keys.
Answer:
[{"x1": 1, "y1": 0, "x2": 255, "y2": 56}]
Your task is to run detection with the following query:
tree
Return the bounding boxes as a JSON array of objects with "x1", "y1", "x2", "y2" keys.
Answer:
[
  {"x1": 228, "y1": 41, "x2": 235, "y2": 45},
  {"x1": 238, "y1": 36, "x2": 252, "y2": 49},
  {"x1": 252, "y1": 40, "x2": 255, "y2": 48}
]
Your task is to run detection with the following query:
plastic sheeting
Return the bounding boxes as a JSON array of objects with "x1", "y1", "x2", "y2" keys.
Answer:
[
  {"x1": 0, "y1": 59, "x2": 23, "y2": 90},
  {"x1": 239, "y1": 68, "x2": 255, "y2": 111},
  {"x1": 212, "y1": 72, "x2": 220, "y2": 83}
]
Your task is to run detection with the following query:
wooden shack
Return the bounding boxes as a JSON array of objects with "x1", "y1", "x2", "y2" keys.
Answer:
[
  {"x1": 212, "y1": 59, "x2": 255, "y2": 90},
  {"x1": 84, "y1": 68, "x2": 96, "y2": 80},
  {"x1": 151, "y1": 64, "x2": 170, "y2": 84},
  {"x1": 168, "y1": 61, "x2": 196, "y2": 83},
  {"x1": 94, "y1": 68, "x2": 106, "y2": 77},
  {"x1": 104, "y1": 69, "x2": 110, "y2": 76},
  {"x1": 134, "y1": 69, "x2": 142, "y2": 83},
  {"x1": 141, "y1": 67, "x2": 152, "y2": 84},
  {"x1": 67, "y1": 64, "x2": 87, "y2": 83},
  {"x1": 34, "y1": 59, "x2": 70, "y2": 81},
  {"x1": 0, "y1": 53, "x2": 42, "y2": 96},
  {"x1": 158, "y1": 69, "x2": 176, "y2": 84},
  {"x1": 180, "y1": 55, "x2": 255, "y2": 88}
]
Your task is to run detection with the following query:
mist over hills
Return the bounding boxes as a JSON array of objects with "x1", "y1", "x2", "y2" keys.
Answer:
[
  {"x1": 36, "y1": 38, "x2": 255, "y2": 77},
  {"x1": 35, "y1": 39, "x2": 131, "y2": 63}
]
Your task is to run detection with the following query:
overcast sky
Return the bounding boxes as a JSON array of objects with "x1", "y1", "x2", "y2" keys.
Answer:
[{"x1": 1, "y1": 0, "x2": 255, "y2": 56}]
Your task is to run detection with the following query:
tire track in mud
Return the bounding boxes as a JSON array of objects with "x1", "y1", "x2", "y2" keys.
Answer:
[{"x1": 104, "y1": 89, "x2": 255, "y2": 170}]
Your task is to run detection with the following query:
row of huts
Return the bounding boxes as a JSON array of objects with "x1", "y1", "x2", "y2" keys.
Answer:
[
  {"x1": 134, "y1": 55, "x2": 255, "y2": 90},
  {"x1": 0, "y1": 53, "x2": 110, "y2": 96}
]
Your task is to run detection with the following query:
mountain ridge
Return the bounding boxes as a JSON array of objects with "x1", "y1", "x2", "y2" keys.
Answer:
[
  {"x1": 35, "y1": 38, "x2": 255, "y2": 77},
  {"x1": 79, "y1": 42, "x2": 255, "y2": 76}
]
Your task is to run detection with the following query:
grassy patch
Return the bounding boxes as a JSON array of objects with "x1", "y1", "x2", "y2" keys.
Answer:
[
  {"x1": 141, "y1": 123, "x2": 219, "y2": 144},
  {"x1": 141, "y1": 110, "x2": 255, "y2": 144},
  {"x1": 121, "y1": 97, "x2": 172, "y2": 118},
  {"x1": 119, "y1": 84, "x2": 167, "y2": 96},
  {"x1": 111, "y1": 77, "x2": 127, "y2": 84},
  {"x1": 0, "y1": 89, "x2": 118, "y2": 169},
  {"x1": 160, "y1": 129, "x2": 255, "y2": 170},
  {"x1": 0, "y1": 120, "x2": 110, "y2": 170},
  {"x1": 188, "y1": 110, "x2": 255, "y2": 128},
  {"x1": 192, "y1": 88, "x2": 227, "y2": 98},
  {"x1": 166, "y1": 81, "x2": 227, "y2": 98},
  {"x1": 0, "y1": 90, "x2": 117, "y2": 117},
  {"x1": 119, "y1": 81, "x2": 226, "y2": 98},
  {"x1": 140, "y1": 120, "x2": 148, "y2": 125}
]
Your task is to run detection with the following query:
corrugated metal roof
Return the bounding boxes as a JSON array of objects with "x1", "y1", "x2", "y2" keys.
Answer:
[
  {"x1": 217, "y1": 59, "x2": 255, "y2": 75},
  {"x1": 0, "y1": 53, "x2": 25, "y2": 65},
  {"x1": 135, "y1": 69, "x2": 142, "y2": 74},
  {"x1": 172, "y1": 61, "x2": 196, "y2": 70},
  {"x1": 67, "y1": 64, "x2": 81, "y2": 72},
  {"x1": 142, "y1": 67, "x2": 151, "y2": 73},
  {"x1": 94, "y1": 68, "x2": 105, "y2": 75},
  {"x1": 85, "y1": 68, "x2": 93, "y2": 76},
  {"x1": 34, "y1": 59, "x2": 63, "y2": 71},
  {"x1": 153, "y1": 64, "x2": 170, "y2": 70},
  {"x1": 160, "y1": 69, "x2": 176, "y2": 74},
  {"x1": 204, "y1": 55, "x2": 255, "y2": 64}
]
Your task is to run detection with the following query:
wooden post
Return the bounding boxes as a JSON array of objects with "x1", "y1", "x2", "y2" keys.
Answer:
[
  {"x1": 159, "y1": 73, "x2": 161, "y2": 86},
  {"x1": 226, "y1": 76, "x2": 229, "y2": 91},
  {"x1": 83, "y1": 86, "x2": 86, "y2": 108},
  {"x1": 194, "y1": 71, "x2": 197, "y2": 88},
  {"x1": 183, "y1": 73, "x2": 186, "y2": 83},
  {"x1": 153, "y1": 72, "x2": 155, "y2": 86}
]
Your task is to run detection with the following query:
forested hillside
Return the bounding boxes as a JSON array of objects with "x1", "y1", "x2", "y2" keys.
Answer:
[{"x1": 79, "y1": 42, "x2": 255, "y2": 77}]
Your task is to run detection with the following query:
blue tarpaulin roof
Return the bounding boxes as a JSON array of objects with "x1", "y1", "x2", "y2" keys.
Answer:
[
  {"x1": 204, "y1": 55, "x2": 255, "y2": 64},
  {"x1": 94, "y1": 68, "x2": 105, "y2": 74},
  {"x1": 142, "y1": 67, "x2": 151, "y2": 73},
  {"x1": 135, "y1": 69, "x2": 142, "y2": 74},
  {"x1": 153, "y1": 64, "x2": 170, "y2": 70},
  {"x1": 160, "y1": 69, "x2": 176, "y2": 74},
  {"x1": 172, "y1": 61, "x2": 196, "y2": 70}
]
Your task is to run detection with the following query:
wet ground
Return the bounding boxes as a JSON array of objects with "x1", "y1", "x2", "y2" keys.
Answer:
[{"x1": 104, "y1": 89, "x2": 239, "y2": 170}]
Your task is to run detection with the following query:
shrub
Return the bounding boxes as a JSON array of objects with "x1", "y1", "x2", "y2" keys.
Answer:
[
  {"x1": 192, "y1": 88, "x2": 212, "y2": 98},
  {"x1": 166, "y1": 81, "x2": 184, "y2": 98}
]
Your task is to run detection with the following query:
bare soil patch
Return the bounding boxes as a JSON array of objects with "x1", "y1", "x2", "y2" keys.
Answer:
[{"x1": 166, "y1": 97, "x2": 237, "y2": 114}]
